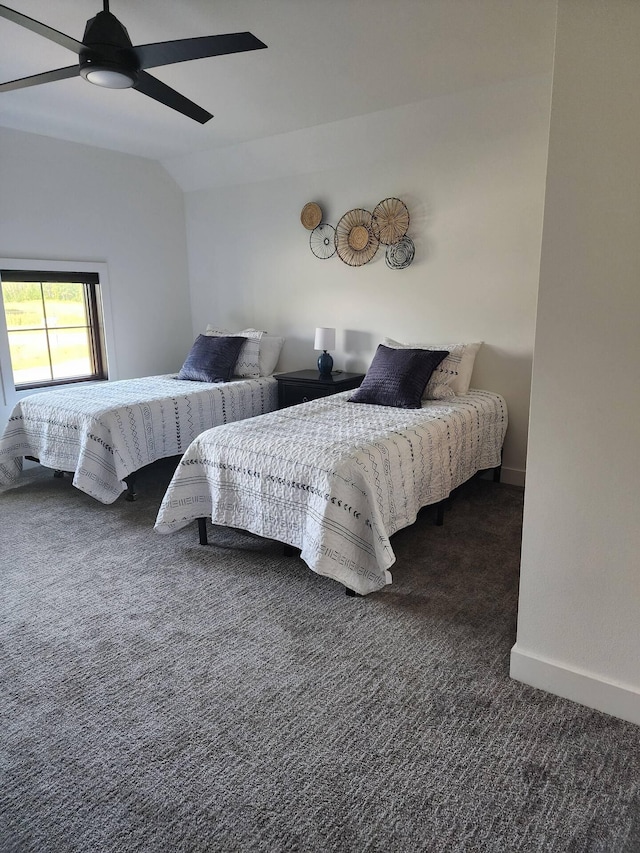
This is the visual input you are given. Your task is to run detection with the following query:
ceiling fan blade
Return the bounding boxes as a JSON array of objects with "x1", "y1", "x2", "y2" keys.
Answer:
[
  {"x1": 134, "y1": 32, "x2": 267, "y2": 70},
  {"x1": 133, "y1": 70, "x2": 212, "y2": 124},
  {"x1": 0, "y1": 65, "x2": 79, "y2": 93},
  {"x1": 0, "y1": 5, "x2": 82, "y2": 53}
]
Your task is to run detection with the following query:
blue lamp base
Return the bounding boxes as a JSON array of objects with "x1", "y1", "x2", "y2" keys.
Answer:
[{"x1": 317, "y1": 351, "x2": 333, "y2": 377}]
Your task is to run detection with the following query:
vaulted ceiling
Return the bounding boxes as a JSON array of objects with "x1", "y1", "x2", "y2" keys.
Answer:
[{"x1": 0, "y1": 0, "x2": 557, "y2": 161}]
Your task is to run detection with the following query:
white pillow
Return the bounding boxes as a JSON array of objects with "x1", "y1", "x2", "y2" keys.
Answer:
[
  {"x1": 239, "y1": 328, "x2": 285, "y2": 375},
  {"x1": 383, "y1": 338, "x2": 482, "y2": 396},
  {"x1": 258, "y1": 335, "x2": 284, "y2": 375},
  {"x1": 205, "y1": 326, "x2": 263, "y2": 378}
]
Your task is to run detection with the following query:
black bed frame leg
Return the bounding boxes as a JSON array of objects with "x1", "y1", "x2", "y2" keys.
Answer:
[
  {"x1": 493, "y1": 464, "x2": 502, "y2": 483},
  {"x1": 197, "y1": 517, "x2": 208, "y2": 546},
  {"x1": 435, "y1": 500, "x2": 445, "y2": 526},
  {"x1": 124, "y1": 472, "x2": 137, "y2": 502}
]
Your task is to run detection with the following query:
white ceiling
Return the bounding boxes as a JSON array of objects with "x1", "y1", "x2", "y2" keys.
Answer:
[{"x1": 0, "y1": 0, "x2": 557, "y2": 162}]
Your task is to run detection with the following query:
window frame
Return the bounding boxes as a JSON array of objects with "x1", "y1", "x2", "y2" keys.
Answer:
[{"x1": 0, "y1": 259, "x2": 118, "y2": 410}]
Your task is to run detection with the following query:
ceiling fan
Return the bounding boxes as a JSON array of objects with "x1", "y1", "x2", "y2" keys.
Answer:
[{"x1": 0, "y1": 1, "x2": 267, "y2": 123}]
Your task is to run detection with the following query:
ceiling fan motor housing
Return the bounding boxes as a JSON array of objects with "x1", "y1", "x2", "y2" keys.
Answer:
[{"x1": 79, "y1": 11, "x2": 139, "y2": 87}]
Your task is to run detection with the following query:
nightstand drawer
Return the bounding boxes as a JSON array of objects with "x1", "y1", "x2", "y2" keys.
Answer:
[
  {"x1": 275, "y1": 370, "x2": 365, "y2": 409},
  {"x1": 280, "y1": 384, "x2": 330, "y2": 407}
]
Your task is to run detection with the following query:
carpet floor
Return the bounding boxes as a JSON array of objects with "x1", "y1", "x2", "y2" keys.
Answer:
[{"x1": 1, "y1": 460, "x2": 639, "y2": 853}]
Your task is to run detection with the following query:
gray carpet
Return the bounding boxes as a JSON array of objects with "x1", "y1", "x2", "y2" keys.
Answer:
[{"x1": 1, "y1": 461, "x2": 639, "y2": 853}]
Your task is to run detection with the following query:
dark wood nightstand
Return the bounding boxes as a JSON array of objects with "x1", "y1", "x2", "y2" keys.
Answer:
[{"x1": 275, "y1": 369, "x2": 365, "y2": 408}]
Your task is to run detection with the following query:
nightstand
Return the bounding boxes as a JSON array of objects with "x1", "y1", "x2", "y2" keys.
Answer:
[{"x1": 275, "y1": 369, "x2": 365, "y2": 408}]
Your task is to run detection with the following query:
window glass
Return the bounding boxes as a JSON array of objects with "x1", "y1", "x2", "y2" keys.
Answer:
[
  {"x1": 50, "y1": 328, "x2": 93, "y2": 380},
  {"x1": 7, "y1": 328, "x2": 52, "y2": 385},
  {"x1": 3, "y1": 281, "x2": 45, "y2": 330}
]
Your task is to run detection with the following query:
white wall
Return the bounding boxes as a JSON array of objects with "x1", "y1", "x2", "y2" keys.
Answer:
[
  {"x1": 511, "y1": 0, "x2": 640, "y2": 725},
  {"x1": 169, "y1": 75, "x2": 552, "y2": 485},
  {"x1": 0, "y1": 127, "x2": 193, "y2": 425}
]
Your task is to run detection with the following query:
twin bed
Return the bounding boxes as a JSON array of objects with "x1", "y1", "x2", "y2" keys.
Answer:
[
  {"x1": 0, "y1": 374, "x2": 278, "y2": 503},
  {"x1": 0, "y1": 326, "x2": 283, "y2": 502},
  {"x1": 154, "y1": 388, "x2": 506, "y2": 595},
  {"x1": 0, "y1": 335, "x2": 508, "y2": 595}
]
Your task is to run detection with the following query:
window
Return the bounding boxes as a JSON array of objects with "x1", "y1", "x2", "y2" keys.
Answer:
[{"x1": 0, "y1": 270, "x2": 108, "y2": 390}]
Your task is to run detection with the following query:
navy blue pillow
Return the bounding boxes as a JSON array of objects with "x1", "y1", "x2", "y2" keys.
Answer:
[
  {"x1": 177, "y1": 334, "x2": 246, "y2": 383},
  {"x1": 349, "y1": 344, "x2": 450, "y2": 408}
]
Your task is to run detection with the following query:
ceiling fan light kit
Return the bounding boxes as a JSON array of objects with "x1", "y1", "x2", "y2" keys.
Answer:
[
  {"x1": 0, "y1": 1, "x2": 267, "y2": 121},
  {"x1": 82, "y1": 67, "x2": 135, "y2": 88}
]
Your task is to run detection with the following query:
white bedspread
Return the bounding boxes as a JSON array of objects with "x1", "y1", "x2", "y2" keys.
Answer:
[
  {"x1": 0, "y1": 375, "x2": 278, "y2": 503},
  {"x1": 154, "y1": 389, "x2": 507, "y2": 594}
]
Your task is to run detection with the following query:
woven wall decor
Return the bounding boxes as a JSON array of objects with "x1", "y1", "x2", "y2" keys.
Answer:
[
  {"x1": 300, "y1": 202, "x2": 323, "y2": 230},
  {"x1": 309, "y1": 223, "x2": 337, "y2": 259},
  {"x1": 371, "y1": 197, "x2": 410, "y2": 245},
  {"x1": 385, "y1": 236, "x2": 415, "y2": 270},
  {"x1": 300, "y1": 196, "x2": 414, "y2": 267},
  {"x1": 334, "y1": 208, "x2": 379, "y2": 267}
]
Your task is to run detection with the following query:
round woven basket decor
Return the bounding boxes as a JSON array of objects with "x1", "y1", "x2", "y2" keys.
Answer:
[
  {"x1": 300, "y1": 202, "x2": 323, "y2": 230},
  {"x1": 385, "y1": 235, "x2": 415, "y2": 270},
  {"x1": 335, "y1": 208, "x2": 379, "y2": 267},
  {"x1": 348, "y1": 224, "x2": 370, "y2": 251},
  {"x1": 372, "y1": 197, "x2": 410, "y2": 245},
  {"x1": 309, "y1": 223, "x2": 336, "y2": 259}
]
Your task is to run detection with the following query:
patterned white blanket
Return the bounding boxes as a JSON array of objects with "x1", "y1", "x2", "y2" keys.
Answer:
[
  {"x1": 154, "y1": 389, "x2": 507, "y2": 594},
  {"x1": 0, "y1": 375, "x2": 278, "y2": 503}
]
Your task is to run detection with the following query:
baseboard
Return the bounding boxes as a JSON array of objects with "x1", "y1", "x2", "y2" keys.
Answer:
[
  {"x1": 501, "y1": 467, "x2": 525, "y2": 487},
  {"x1": 510, "y1": 644, "x2": 640, "y2": 726},
  {"x1": 479, "y1": 466, "x2": 525, "y2": 487}
]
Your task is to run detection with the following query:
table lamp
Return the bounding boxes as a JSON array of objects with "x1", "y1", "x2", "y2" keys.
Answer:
[{"x1": 314, "y1": 327, "x2": 335, "y2": 377}]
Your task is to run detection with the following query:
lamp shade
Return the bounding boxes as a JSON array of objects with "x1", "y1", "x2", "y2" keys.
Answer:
[{"x1": 314, "y1": 327, "x2": 335, "y2": 351}]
